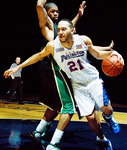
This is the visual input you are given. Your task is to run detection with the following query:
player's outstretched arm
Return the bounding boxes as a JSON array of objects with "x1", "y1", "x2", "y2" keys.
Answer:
[
  {"x1": 3, "y1": 52, "x2": 43, "y2": 78},
  {"x1": 91, "y1": 41, "x2": 124, "y2": 64},
  {"x1": 3, "y1": 42, "x2": 54, "y2": 78},
  {"x1": 72, "y1": 1, "x2": 86, "y2": 27},
  {"x1": 81, "y1": 35, "x2": 124, "y2": 61},
  {"x1": 91, "y1": 45, "x2": 124, "y2": 62},
  {"x1": 36, "y1": 0, "x2": 54, "y2": 41}
]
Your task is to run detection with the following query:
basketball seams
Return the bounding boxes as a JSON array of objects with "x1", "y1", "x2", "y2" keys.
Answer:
[
  {"x1": 104, "y1": 66, "x2": 115, "y2": 76},
  {"x1": 104, "y1": 57, "x2": 117, "y2": 66},
  {"x1": 101, "y1": 55, "x2": 123, "y2": 77},
  {"x1": 115, "y1": 64, "x2": 123, "y2": 72},
  {"x1": 102, "y1": 57, "x2": 118, "y2": 76},
  {"x1": 114, "y1": 66, "x2": 121, "y2": 77}
]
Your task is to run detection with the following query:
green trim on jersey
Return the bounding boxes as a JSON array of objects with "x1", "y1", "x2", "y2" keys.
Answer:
[{"x1": 51, "y1": 56, "x2": 76, "y2": 114}]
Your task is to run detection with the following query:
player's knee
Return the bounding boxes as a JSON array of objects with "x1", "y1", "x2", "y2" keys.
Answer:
[
  {"x1": 102, "y1": 105, "x2": 113, "y2": 116},
  {"x1": 86, "y1": 113, "x2": 95, "y2": 122}
]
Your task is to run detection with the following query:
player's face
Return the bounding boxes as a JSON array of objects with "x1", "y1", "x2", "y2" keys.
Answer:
[
  {"x1": 57, "y1": 21, "x2": 72, "y2": 43},
  {"x1": 15, "y1": 57, "x2": 21, "y2": 65},
  {"x1": 48, "y1": 7, "x2": 59, "y2": 23}
]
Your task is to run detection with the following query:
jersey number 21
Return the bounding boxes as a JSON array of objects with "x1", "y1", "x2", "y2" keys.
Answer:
[{"x1": 67, "y1": 59, "x2": 84, "y2": 72}]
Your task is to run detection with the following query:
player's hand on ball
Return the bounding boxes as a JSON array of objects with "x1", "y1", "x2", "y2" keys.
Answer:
[{"x1": 111, "y1": 51, "x2": 124, "y2": 65}]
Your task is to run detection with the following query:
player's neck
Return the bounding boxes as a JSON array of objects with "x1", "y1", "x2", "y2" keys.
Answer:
[
  {"x1": 61, "y1": 36, "x2": 74, "y2": 49},
  {"x1": 53, "y1": 20, "x2": 58, "y2": 24}
]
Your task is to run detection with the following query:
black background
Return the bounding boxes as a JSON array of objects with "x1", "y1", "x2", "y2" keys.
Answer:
[{"x1": 0, "y1": 0, "x2": 127, "y2": 105}]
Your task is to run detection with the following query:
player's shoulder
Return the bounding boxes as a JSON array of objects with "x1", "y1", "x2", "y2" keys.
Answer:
[
  {"x1": 79, "y1": 35, "x2": 90, "y2": 40},
  {"x1": 79, "y1": 35, "x2": 92, "y2": 45}
]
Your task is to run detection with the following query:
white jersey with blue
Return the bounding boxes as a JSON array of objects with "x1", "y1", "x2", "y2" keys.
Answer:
[
  {"x1": 54, "y1": 34, "x2": 109, "y2": 117},
  {"x1": 54, "y1": 34, "x2": 99, "y2": 83}
]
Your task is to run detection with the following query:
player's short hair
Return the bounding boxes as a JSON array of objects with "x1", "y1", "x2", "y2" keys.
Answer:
[
  {"x1": 59, "y1": 19, "x2": 73, "y2": 29},
  {"x1": 44, "y1": 2, "x2": 58, "y2": 12}
]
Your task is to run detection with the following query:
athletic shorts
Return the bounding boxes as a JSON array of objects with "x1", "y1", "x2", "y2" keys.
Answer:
[
  {"x1": 72, "y1": 78, "x2": 110, "y2": 117},
  {"x1": 39, "y1": 58, "x2": 76, "y2": 114}
]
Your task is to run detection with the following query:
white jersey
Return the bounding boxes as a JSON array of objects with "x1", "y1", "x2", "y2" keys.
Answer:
[{"x1": 54, "y1": 34, "x2": 99, "y2": 83}]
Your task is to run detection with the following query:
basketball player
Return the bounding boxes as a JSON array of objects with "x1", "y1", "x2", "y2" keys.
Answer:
[
  {"x1": 33, "y1": 1, "x2": 115, "y2": 146},
  {"x1": 28, "y1": 0, "x2": 87, "y2": 146},
  {"x1": 31, "y1": 0, "x2": 115, "y2": 147},
  {"x1": 4, "y1": 19, "x2": 124, "y2": 150}
]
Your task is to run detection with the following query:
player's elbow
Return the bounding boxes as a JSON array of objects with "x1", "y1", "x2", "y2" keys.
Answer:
[
  {"x1": 92, "y1": 51, "x2": 102, "y2": 60},
  {"x1": 38, "y1": 53, "x2": 44, "y2": 61},
  {"x1": 96, "y1": 54, "x2": 103, "y2": 60},
  {"x1": 96, "y1": 53, "x2": 103, "y2": 60},
  {"x1": 97, "y1": 52, "x2": 105, "y2": 60}
]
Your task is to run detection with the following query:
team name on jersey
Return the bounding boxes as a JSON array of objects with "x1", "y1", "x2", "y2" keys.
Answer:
[{"x1": 61, "y1": 50, "x2": 84, "y2": 62}]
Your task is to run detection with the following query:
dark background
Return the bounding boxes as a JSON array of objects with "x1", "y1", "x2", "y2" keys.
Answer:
[{"x1": 0, "y1": 0, "x2": 127, "y2": 105}]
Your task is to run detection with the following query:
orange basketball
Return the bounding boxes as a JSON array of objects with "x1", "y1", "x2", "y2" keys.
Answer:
[{"x1": 102, "y1": 55, "x2": 124, "y2": 77}]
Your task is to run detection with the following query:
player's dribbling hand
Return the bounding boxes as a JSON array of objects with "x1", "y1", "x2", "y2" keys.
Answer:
[{"x1": 111, "y1": 51, "x2": 124, "y2": 65}]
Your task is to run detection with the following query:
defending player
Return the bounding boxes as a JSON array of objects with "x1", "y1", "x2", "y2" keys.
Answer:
[
  {"x1": 4, "y1": 19, "x2": 124, "y2": 150},
  {"x1": 30, "y1": 0, "x2": 87, "y2": 146}
]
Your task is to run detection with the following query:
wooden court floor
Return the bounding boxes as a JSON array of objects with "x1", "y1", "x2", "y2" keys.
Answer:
[
  {"x1": 0, "y1": 101, "x2": 127, "y2": 124},
  {"x1": 0, "y1": 100, "x2": 127, "y2": 150}
]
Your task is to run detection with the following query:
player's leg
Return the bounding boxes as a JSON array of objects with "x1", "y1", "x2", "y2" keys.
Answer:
[
  {"x1": 101, "y1": 101, "x2": 120, "y2": 134},
  {"x1": 86, "y1": 110, "x2": 105, "y2": 139},
  {"x1": 90, "y1": 79, "x2": 120, "y2": 134},
  {"x1": 100, "y1": 84, "x2": 120, "y2": 134},
  {"x1": 30, "y1": 59, "x2": 75, "y2": 148},
  {"x1": 37, "y1": 107, "x2": 59, "y2": 137},
  {"x1": 29, "y1": 107, "x2": 59, "y2": 145},
  {"x1": 46, "y1": 113, "x2": 73, "y2": 150},
  {"x1": 45, "y1": 67, "x2": 76, "y2": 149},
  {"x1": 43, "y1": 107, "x2": 59, "y2": 122},
  {"x1": 46, "y1": 68, "x2": 76, "y2": 149},
  {"x1": 29, "y1": 65, "x2": 62, "y2": 145},
  {"x1": 86, "y1": 110, "x2": 113, "y2": 150}
]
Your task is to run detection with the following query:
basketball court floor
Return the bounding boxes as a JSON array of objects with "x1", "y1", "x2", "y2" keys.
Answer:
[{"x1": 0, "y1": 99, "x2": 127, "y2": 150}]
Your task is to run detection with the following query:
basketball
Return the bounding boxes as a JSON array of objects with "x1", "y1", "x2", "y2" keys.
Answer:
[{"x1": 102, "y1": 55, "x2": 124, "y2": 77}]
